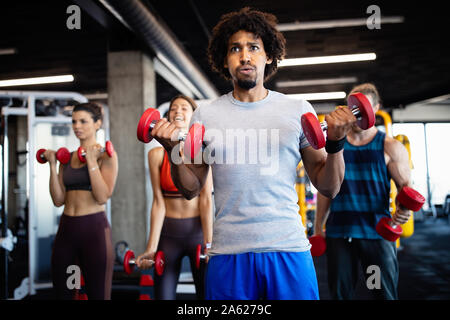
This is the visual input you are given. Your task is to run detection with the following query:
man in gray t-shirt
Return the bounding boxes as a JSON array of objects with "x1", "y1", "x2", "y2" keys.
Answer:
[
  {"x1": 151, "y1": 8, "x2": 357, "y2": 300},
  {"x1": 189, "y1": 90, "x2": 315, "y2": 256}
]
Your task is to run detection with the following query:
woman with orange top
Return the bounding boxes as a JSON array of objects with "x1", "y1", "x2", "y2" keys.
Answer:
[{"x1": 136, "y1": 95, "x2": 213, "y2": 300}]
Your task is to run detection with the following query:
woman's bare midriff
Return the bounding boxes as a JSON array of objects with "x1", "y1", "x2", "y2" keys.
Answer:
[
  {"x1": 63, "y1": 190, "x2": 105, "y2": 216},
  {"x1": 164, "y1": 196, "x2": 201, "y2": 219}
]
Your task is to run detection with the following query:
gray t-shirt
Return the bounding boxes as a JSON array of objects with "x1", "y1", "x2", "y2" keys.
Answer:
[{"x1": 189, "y1": 90, "x2": 316, "y2": 255}]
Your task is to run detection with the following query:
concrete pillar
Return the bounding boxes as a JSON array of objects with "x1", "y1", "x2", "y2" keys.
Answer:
[{"x1": 107, "y1": 51, "x2": 155, "y2": 254}]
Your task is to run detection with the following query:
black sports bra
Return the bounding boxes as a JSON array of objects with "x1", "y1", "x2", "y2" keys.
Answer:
[{"x1": 63, "y1": 153, "x2": 92, "y2": 191}]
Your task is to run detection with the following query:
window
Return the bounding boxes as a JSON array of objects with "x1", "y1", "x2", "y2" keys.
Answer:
[
  {"x1": 393, "y1": 123, "x2": 450, "y2": 207},
  {"x1": 424, "y1": 123, "x2": 450, "y2": 205}
]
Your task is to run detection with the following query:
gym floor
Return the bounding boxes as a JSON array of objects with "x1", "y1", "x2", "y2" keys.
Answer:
[{"x1": 22, "y1": 215, "x2": 450, "y2": 300}]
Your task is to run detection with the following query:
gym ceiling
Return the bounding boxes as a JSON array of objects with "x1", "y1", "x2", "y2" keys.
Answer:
[{"x1": 1, "y1": 0, "x2": 449, "y2": 110}]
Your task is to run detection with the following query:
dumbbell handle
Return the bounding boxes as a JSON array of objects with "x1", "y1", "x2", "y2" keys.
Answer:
[
  {"x1": 149, "y1": 121, "x2": 188, "y2": 142},
  {"x1": 79, "y1": 146, "x2": 107, "y2": 157},
  {"x1": 78, "y1": 142, "x2": 114, "y2": 164},
  {"x1": 128, "y1": 257, "x2": 158, "y2": 266},
  {"x1": 130, "y1": 256, "x2": 166, "y2": 266},
  {"x1": 320, "y1": 105, "x2": 363, "y2": 132},
  {"x1": 387, "y1": 202, "x2": 412, "y2": 228},
  {"x1": 387, "y1": 219, "x2": 399, "y2": 229}
]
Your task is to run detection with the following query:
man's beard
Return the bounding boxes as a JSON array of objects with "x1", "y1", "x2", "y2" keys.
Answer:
[{"x1": 237, "y1": 79, "x2": 257, "y2": 90}]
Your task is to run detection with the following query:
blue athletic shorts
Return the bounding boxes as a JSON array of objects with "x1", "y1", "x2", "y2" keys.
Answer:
[{"x1": 205, "y1": 251, "x2": 319, "y2": 300}]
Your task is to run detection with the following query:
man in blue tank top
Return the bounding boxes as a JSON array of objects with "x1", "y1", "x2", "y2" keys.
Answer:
[{"x1": 314, "y1": 83, "x2": 413, "y2": 300}]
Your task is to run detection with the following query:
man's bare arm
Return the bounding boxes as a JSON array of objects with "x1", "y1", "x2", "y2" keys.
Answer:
[
  {"x1": 314, "y1": 192, "x2": 332, "y2": 237},
  {"x1": 170, "y1": 161, "x2": 210, "y2": 200},
  {"x1": 301, "y1": 146, "x2": 345, "y2": 199},
  {"x1": 300, "y1": 106, "x2": 357, "y2": 198},
  {"x1": 385, "y1": 137, "x2": 412, "y2": 225}
]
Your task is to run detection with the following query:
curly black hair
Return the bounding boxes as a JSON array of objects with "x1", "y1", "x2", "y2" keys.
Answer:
[{"x1": 207, "y1": 7, "x2": 286, "y2": 82}]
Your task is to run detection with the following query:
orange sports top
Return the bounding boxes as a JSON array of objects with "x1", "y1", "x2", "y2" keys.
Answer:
[{"x1": 160, "y1": 150, "x2": 183, "y2": 198}]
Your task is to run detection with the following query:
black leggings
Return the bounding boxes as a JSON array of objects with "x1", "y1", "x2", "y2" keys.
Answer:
[
  {"x1": 155, "y1": 216, "x2": 205, "y2": 300},
  {"x1": 51, "y1": 211, "x2": 114, "y2": 300}
]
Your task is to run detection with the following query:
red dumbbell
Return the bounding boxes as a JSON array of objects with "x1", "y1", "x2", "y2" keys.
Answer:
[
  {"x1": 123, "y1": 249, "x2": 165, "y2": 276},
  {"x1": 77, "y1": 141, "x2": 114, "y2": 163},
  {"x1": 136, "y1": 108, "x2": 205, "y2": 160},
  {"x1": 195, "y1": 244, "x2": 208, "y2": 269},
  {"x1": 184, "y1": 123, "x2": 205, "y2": 161},
  {"x1": 74, "y1": 274, "x2": 88, "y2": 300},
  {"x1": 309, "y1": 234, "x2": 327, "y2": 257},
  {"x1": 301, "y1": 92, "x2": 375, "y2": 150},
  {"x1": 376, "y1": 187, "x2": 425, "y2": 242},
  {"x1": 36, "y1": 147, "x2": 71, "y2": 164}
]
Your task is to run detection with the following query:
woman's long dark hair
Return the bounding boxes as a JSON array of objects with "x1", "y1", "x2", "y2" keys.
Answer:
[{"x1": 73, "y1": 102, "x2": 103, "y2": 123}]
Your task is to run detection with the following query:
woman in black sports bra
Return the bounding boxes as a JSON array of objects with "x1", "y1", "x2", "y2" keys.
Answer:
[{"x1": 42, "y1": 102, "x2": 118, "y2": 299}]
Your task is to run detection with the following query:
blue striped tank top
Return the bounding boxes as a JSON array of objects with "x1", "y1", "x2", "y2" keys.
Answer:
[{"x1": 326, "y1": 131, "x2": 391, "y2": 239}]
